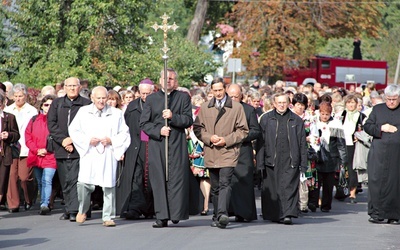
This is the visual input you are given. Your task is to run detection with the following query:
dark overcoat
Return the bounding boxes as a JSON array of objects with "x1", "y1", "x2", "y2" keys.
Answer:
[{"x1": 229, "y1": 102, "x2": 260, "y2": 221}]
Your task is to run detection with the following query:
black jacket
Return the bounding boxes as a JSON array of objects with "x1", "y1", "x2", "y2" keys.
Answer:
[
  {"x1": 47, "y1": 95, "x2": 91, "y2": 159},
  {"x1": 256, "y1": 109, "x2": 308, "y2": 172}
]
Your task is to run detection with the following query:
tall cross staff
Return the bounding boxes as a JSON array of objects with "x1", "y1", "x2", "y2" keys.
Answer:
[{"x1": 151, "y1": 13, "x2": 178, "y2": 182}]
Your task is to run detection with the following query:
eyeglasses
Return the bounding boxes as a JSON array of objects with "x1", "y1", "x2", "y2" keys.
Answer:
[{"x1": 43, "y1": 104, "x2": 51, "y2": 107}]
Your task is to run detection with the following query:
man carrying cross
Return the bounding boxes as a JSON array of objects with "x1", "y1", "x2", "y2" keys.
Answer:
[{"x1": 139, "y1": 69, "x2": 193, "y2": 228}]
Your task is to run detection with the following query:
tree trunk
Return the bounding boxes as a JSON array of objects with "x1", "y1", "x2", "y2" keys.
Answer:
[{"x1": 186, "y1": 0, "x2": 208, "y2": 45}]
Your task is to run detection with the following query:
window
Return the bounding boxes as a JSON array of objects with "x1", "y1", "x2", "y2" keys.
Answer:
[{"x1": 321, "y1": 60, "x2": 331, "y2": 69}]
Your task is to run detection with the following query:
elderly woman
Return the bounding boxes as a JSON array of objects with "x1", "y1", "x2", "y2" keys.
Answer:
[
  {"x1": 25, "y1": 95, "x2": 57, "y2": 215},
  {"x1": 291, "y1": 93, "x2": 318, "y2": 213},
  {"x1": 4, "y1": 83, "x2": 38, "y2": 212},
  {"x1": 339, "y1": 94, "x2": 366, "y2": 203},
  {"x1": 0, "y1": 92, "x2": 20, "y2": 210}
]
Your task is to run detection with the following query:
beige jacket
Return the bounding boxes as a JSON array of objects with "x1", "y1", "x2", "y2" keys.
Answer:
[{"x1": 193, "y1": 96, "x2": 248, "y2": 168}]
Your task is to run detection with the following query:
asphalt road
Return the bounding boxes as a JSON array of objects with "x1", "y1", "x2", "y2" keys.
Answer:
[{"x1": 0, "y1": 187, "x2": 399, "y2": 250}]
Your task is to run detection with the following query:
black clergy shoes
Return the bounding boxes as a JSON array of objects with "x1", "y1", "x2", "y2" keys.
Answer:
[
  {"x1": 152, "y1": 219, "x2": 168, "y2": 228},
  {"x1": 368, "y1": 217, "x2": 384, "y2": 224}
]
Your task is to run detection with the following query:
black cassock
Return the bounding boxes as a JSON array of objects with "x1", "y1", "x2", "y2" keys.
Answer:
[
  {"x1": 140, "y1": 90, "x2": 193, "y2": 221},
  {"x1": 257, "y1": 110, "x2": 306, "y2": 222},
  {"x1": 364, "y1": 103, "x2": 400, "y2": 220},
  {"x1": 116, "y1": 98, "x2": 154, "y2": 218},
  {"x1": 229, "y1": 102, "x2": 260, "y2": 221}
]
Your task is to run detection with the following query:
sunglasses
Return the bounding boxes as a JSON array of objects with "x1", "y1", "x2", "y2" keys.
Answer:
[{"x1": 43, "y1": 103, "x2": 51, "y2": 107}]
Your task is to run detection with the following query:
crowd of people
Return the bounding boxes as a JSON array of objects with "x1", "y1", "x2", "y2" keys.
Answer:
[{"x1": 0, "y1": 72, "x2": 399, "y2": 228}]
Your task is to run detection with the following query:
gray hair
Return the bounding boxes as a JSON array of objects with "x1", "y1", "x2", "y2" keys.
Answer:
[
  {"x1": 384, "y1": 84, "x2": 400, "y2": 97},
  {"x1": 139, "y1": 83, "x2": 154, "y2": 92},
  {"x1": 12, "y1": 83, "x2": 28, "y2": 96},
  {"x1": 248, "y1": 90, "x2": 261, "y2": 101}
]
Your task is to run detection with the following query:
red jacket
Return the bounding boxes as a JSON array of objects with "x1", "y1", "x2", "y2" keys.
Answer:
[{"x1": 25, "y1": 113, "x2": 57, "y2": 169}]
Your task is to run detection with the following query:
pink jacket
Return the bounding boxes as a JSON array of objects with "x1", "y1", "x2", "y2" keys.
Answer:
[{"x1": 25, "y1": 113, "x2": 57, "y2": 169}]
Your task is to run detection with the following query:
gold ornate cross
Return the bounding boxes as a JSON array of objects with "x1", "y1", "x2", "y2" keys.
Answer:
[{"x1": 151, "y1": 13, "x2": 179, "y2": 55}]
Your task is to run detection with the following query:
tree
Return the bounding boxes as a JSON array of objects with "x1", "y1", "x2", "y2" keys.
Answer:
[
  {"x1": 186, "y1": 0, "x2": 208, "y2": 45},
  {"x1": 0, "y1": 0, "x2": 219, "y2": 89},
  {"x1": 226, "y1": 0, "x2": 384, "y2": 79}
]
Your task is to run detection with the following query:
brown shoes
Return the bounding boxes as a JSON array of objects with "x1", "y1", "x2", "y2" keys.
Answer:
[
  {"x1": 76, "y1": 213, "x2": 87, "y2": 224},
  {"x1": 103, "y1": 220, "x2": 116, "y2": 227}
]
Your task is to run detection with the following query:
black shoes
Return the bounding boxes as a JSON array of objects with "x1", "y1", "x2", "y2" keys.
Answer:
[
  {"x1": 171, "y1": 220, "x2": 179, "y2": 224},
  {"x1": 368, "y1": 217, "x2": 399, "y2": 224},
  {"x1": 217, "y1": 215, "x2": 229, "y2": 229},
  {"x1": 69, "y1": 213, "x2": 77, "y2": 222},
  {"x1": 8, "y1": 207, "x2": 19, "y2": 213},
  {"x1": 200, "y1": 209, "x2": 209, "y2": 216},
  {"x1": 308, "y1": 204, "x2": 317, "y2": 212},
  {"x1": 0, "y1": 204, "x2": 7, "y2": 211},
  {"x1": 368, "y1": 217, "x2": 384, "y2": 224},
  {"x1": 280, "y1": 217, "x2": 292, "y2": 225},
  {"x1": 39, "y1": 206, "x2": 50, "y2": 215},
  {"x1": 235, "y1": 216, "x2": 245, "y2": 222},
  {"x1": 152, "y1": 219, "x2": 168, "y2": 228},
  {"x1": 321, "y1": 208, "x2": 330, "y2": 213},
  {"x1": 59, "y1": 213, "x2": 70, "y2": 220},
  {"x1": 24, "y1": 202, "x2": 32, "y2": 211},
  {"x1": 211, "y1": 215, "x2": 229, "y2": 229},
  {"x1": 301, "y1": 208, "x2": 309, "y2": 213}
]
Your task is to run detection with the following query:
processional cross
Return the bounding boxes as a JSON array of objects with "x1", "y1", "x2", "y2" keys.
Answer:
[{"x1": 151, "y1": 13, "x2": 179, "y2": 181}]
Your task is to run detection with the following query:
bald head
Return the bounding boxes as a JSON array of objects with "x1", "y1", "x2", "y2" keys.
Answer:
[
  {"x1": 227, "y1": 84, "x2": 242, "y2": 102},
  {"x1": 64, "y1": 77, "x2": 81, "y2": 99},
  {"x1": 91, "y1": 86, "x2": 108, "y2": 111}
]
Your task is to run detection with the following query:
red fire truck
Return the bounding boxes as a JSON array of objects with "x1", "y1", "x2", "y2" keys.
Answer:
[{"x1": 284, "y1": 55, "x2": 388, "y2": 90}]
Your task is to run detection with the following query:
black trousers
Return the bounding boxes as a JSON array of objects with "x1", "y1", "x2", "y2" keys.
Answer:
[
  {"x1": 316, "y1": 172, "x2": 336, "y2": 211},
  {"x1": 209, "y1": 167, "x2": 234, "y2": 220},
  {"x1": 56, "y1": 158, "x2": 80, "y2": 214},
  {"x1": 346, "y1": 145, "x2": 358, "y2": 189}
]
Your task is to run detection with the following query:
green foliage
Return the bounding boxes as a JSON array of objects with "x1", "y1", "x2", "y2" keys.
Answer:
[
  {"x1": 126, "y1": 36, "x2": 220, "y2": 88},
  {"x1": 0, "y1": 0, "x2": 219, "y2": 89}
]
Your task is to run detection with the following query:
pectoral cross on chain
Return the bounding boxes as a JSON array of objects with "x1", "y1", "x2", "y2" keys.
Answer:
[{"x1": 151, "y1": 13, "x2": 179, "y2": 55}]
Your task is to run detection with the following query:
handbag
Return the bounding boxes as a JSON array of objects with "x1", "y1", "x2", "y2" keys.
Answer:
[
  {"x1": 307, "y1": 146, "x2": 318, "y2": 161},
  {"x1": 46, "y1": 135, "x2": 55, "y2": 153},
  {"x1": 10, "y1": 142, "x2": 21, "y2": 159},
  {"x1": 334, "y1": 165, "x2": 349, "y2": 201}
]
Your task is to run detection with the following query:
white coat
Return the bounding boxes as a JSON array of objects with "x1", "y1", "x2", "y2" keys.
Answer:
[{"x1": 69, "y1": 104, "x2": 130, "y2": 187}]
